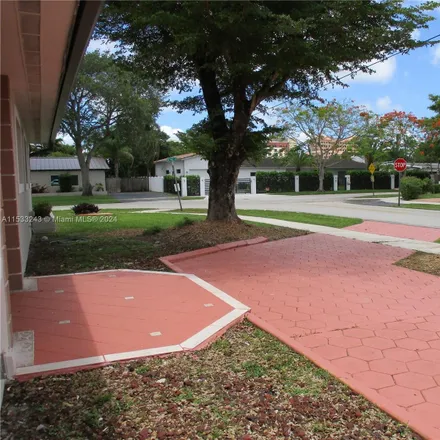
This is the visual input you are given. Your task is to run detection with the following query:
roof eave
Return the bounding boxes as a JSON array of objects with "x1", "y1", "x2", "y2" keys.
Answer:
[{"x1": 49, "y1": 0, "x2": 104, "y2": 145}]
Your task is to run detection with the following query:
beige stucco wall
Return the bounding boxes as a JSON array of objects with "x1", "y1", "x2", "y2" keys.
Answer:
[{"x1": 31, "y1": 170, "x2": 107, "y2": 193}]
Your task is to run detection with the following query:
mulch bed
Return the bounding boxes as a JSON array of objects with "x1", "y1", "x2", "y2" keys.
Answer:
[
  {"x1": 395, "y1": 251, "x2": 440, "y2": 277},
  {"x1": 26, "y1": 222, "x2": 307, "y2": 276},
  {"x1": 1, "y1": 322, "x2": 420, "y2": 440}
]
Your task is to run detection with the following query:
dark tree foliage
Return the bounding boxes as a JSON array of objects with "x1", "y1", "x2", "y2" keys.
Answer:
[{"x1": 96, "y1": 0, "x2": 437, "y2": 220}]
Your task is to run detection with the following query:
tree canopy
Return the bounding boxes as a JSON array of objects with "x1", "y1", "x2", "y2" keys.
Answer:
[
  {"x1": 96, "y1": 0, "x2": 438, "y2": 219},
  {"x1": 61, "y1": 51, "x2": 162, "y2": 194}
]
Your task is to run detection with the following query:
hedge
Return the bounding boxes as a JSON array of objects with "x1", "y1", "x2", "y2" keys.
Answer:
[
  {"x1": 395, "y1": 170, "x2": 431, "y2": 188},
  {"x1": 347, "y1": 170, "x2": 391, "y2": 190},
  {"x1": 59, "y1": 173, "x2": 73, "y2": 193},
  {"x1": 186, "y1": 175, "x2": 200, "y2": 196},
  {"x1": 164, "y1": 175, "x2": 178, "y2": 193},
  {"x1": 256, "y1": 171, "x2": 332, "y2": 192},
  {"x1": 164, "y1": 174, "x2": 200, "y2": 195},
  {"x1": 256, "y1": 171, "x2": 295, "y2": 193}
]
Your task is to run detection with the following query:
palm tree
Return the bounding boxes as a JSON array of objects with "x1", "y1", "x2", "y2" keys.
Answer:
[
  {"x1": 98, "y1": 137, "x2": 134, "y2": 178},
  {"x1": 282, "y1": 146, "x2": 313, "y2": 172}
]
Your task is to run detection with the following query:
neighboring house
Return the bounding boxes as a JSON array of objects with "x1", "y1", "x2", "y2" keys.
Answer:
[
  {"x1": 155, "y1": 154, "x2": 366, "y2": 181},
  {"x1": 30, "y1": 157, "x2": 109, "y2": 193},
  {"x1": 0, "y1": 0, "x2": 103, "y2": 403}
]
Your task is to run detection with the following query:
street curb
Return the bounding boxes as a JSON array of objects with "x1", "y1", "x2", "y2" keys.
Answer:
[
  {"x1": 246, "y1": 314, "x2": 438, "y2": 440},
  {"x1": 159, "y1": 236, "x2": 268, "y2": 268}
]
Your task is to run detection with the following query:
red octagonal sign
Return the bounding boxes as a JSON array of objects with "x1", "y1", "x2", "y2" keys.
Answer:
[{"x1": 394, "y1": 158, "x2": 407, "y2": 172}]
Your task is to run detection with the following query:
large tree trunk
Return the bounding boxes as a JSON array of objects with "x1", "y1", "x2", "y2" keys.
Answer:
[
  {"x1": 114, "y1": 160, "x2": 120, "y2": 179},
  {"x1": 77, "y1": 149, "x2": 93, "y2": 196},
  {"x1": 318, "y1": 164, "x2": 325, "y2": 192},
  {"x1": 207, "y1": 157, "x2": 242, "y2": 222}
]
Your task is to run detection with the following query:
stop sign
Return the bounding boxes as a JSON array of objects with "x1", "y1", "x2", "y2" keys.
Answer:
[{"x1": 394, "y1": 158, "x2": 407, "y2": 172}]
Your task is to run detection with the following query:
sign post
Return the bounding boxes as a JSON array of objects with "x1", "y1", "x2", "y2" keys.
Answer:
[
  {"x1": 393, "y1": 158, "x2": 407, "y2": 207},
  {"x1": 167, "y1": 157, "x2": 183, "y2": 211},
  {"x1": 368, "y1": 163, "x2": 376, "y2": 197}
]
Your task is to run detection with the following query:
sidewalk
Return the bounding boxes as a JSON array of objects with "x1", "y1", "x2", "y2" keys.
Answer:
[{"x1": 150, "y1": 210, "x2": 440, "y2": 255}]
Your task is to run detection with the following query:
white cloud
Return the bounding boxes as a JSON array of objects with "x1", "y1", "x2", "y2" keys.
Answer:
[
  {"x1": 411, "y1": 29, "x2": 421, "y2": 40},
  {"x1": 339, "y1": 57, "x2": 397, "y2": 84},
  {"x1": 375, "y1": 96, "x2": 402, "y2": 113},
  {"x1": 160, "y1": 125, "x2": 183, "y2": 141},
  {"x1": 432, "y1": 44, "x2": 440, "y2": 65},
  {"x1": 376, "y1": 96, "x2": 392, "y2": 112}
]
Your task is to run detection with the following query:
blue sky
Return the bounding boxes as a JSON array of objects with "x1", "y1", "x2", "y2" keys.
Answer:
[{"x1": 84, "y1": 7, "x2": 440, "y2": 142}]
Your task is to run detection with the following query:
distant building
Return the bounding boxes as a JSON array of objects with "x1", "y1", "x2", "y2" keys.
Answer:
[
  {"x1": 309, "y1": 136, "x2": 355, "y2": 159},
  {"x1": 30, "y1": 157, "x2": 109, "y2": 193},
  {"x1": 267, "y1": 139, "x2": 296, "y2": 157}
]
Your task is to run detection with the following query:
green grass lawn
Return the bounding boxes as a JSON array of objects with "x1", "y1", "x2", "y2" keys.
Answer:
[
  {"x1": 417, "y1": 193, "x2": 440, "y2": 199},
  {"x1": 267, "y1": 189, "x2": 395, "y2": 196},
  {"x1": 27, "y1": 211, "x2": 306, "y2": 276},
  {"x1": 174, "y1": 209, "x2": 362, "y2": 228},
  {"x1": 32, "y1": 194, "x2": 120, "y2": 206},
  {"x1": 399, "y1": 204, "x2": 440, "y2": 211},
  {"x1": 52, "y1": 210, "x2": 203, "y2": 235}
]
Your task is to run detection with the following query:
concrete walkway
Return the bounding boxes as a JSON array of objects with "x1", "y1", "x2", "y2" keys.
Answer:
[
  {"x1": 238, "y1": 215, "x2": 440, "y2": 255},
  {"x1": 346, "y1": 221, "x2": 440, "y2": 242},
  {"x1": 150, "y1": 210, "x2": 440, "y2": 255},
  {"x1": 163, "y1": 234, "x2": 440, "y2": 439}
]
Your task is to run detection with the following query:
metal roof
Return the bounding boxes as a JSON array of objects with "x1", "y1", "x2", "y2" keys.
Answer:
[{"x1": 30, "y1": 157, "x2": 109, "y2": 171}]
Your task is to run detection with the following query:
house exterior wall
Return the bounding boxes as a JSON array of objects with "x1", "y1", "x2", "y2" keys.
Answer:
[
  {"x1": 155, "y1": 160, "x2": 186, "y2": 177},
  {"x1": 1, "y1": 75, "x2": 31, "y2": 291},
  {"x1": 155, "y1": 156, "x2": 294, "y2": 180},
  {"x1": 31, "y1": 170, "x2": 107, "y2": 193}
]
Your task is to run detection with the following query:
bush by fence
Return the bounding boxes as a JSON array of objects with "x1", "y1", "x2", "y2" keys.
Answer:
[
  {"x1": 164, "y1": 175, "x2": 179, "y2": 193},
  {"x1": 164, "y1": 174, "x2": 200, "y2": 195},
  {"x1": 256, "y1": 171, "x2": 295, "y2": 193},
  {"x1": 256, "y1": 171, "x2": 332, "y2": 192},
  {"x1": 347, "y1": 170, "x2": 391, "y2": 190},
  {"x1": 186, "y1": 175, "x2": 200, "y2": 196}
]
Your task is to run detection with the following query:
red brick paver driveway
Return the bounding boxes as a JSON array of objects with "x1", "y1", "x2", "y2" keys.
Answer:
[
  {"x1": 173, "y1": 234, "x2": 440, "y2": 438},
  {"x1": 345, "y1": 220, "x2": 440, "y2": 242}
]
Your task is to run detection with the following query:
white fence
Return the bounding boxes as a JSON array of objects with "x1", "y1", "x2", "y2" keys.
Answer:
[{"x1": 149, "y1": 176, "x2": 164, "y2": 192}]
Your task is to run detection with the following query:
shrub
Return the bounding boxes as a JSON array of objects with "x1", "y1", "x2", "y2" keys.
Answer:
[
  {"x1": 400, "y1": 177, "x2": 424, "y2": 200},
  {"x1": 33, "y1": 202, "x2": 52, "y2": 218},
  {"x1": 256, "y1": 171, "x2": 295, "y2": 193},
  {"x1": 177, "y1": 216, "x2": 195, "y2": 228},
  {"x1": 421, "y1": 178, "x2": 433, "y2": 194},
  {"x1": 72, "y1": 203, "x2": 100, "y2": 214},
  {"x1": 433, "y1": 183, "x2": 440, "y2": 194},
  {"x1": 31, "y1": 183, "x2": 48, "y2": 194},
  {"x1": 164, "y1": 175, "x2": 179, "y2": 194},
  {"x1": 347, "y1": 170, "x2": 391, "y2": 190},
  {"x1": 59, "y1": 173, "x2": 73, "y2": 193},
  {"x1": 406, "y1": 170, "x2": 430, "y2": 179},
  {"x1": 142, "y1": 225, "x2": 163, "y2": 236},
  {"x1": 186, "y1": 175, "x2": 200, "y2": 196},
  {"x1": 94, "y1": 182, "x2": 105, "y2": 192}
]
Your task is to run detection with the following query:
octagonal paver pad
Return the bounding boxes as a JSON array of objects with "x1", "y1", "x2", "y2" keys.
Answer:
[{"x1": 11, "y1": 270, "x2": 248, "y2": 376}]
